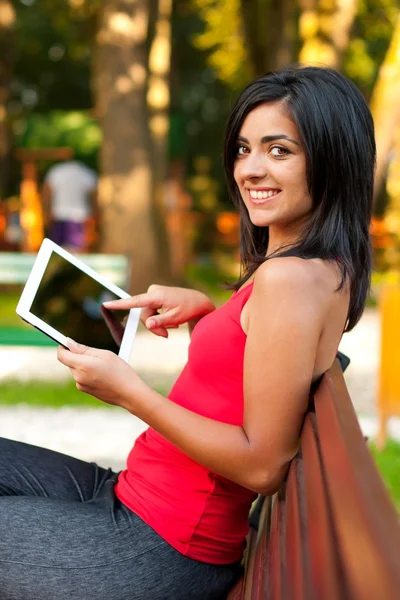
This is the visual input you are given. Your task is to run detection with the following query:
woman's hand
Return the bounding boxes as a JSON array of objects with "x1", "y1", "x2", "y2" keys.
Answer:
[
  {"x1": 57, "y1": 339, "x2": 147, "y2": 411},
  {"x1": 103, "y1": 284, "x2": 215, "y2": 338}
]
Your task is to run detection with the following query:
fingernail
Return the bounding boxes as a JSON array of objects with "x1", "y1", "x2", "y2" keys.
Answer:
[
  {"x1": 66, "y1": 337, "x2": 79, "y2": 349},
  {"x1": 147, "y1": 319, "x2": 155, "y2": 329}
]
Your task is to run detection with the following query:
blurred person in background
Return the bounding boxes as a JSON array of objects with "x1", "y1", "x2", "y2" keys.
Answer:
[{"x1": 42, "y1": 158, "x2": 98, "y2": 253}]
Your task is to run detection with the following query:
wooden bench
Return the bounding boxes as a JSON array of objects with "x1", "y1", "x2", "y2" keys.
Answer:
[{"x1": 227, "y1": 359, "x2": 400, "y2": 600}]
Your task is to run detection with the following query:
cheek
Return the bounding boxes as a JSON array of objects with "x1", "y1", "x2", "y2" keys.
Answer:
[
  {"x1": 233, "y1": 163, "x2": 243, "y2": 186},
  {"x1": 286, "y1": 167, "x2": 308, "y2": 195},
  {"x1": 298, "y1": 191, "x2": 313, "y2": 217}
]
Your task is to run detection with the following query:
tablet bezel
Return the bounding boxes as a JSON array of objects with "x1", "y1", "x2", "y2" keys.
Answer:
[{"x1": 16, "y1": 238, "x2": 140, "y2": 363}]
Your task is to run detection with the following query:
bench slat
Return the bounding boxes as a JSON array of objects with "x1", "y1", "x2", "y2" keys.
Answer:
[
  {"x1": 314, "y1": 361, "x2": 400, "y2": 600},
  {"x1": 264, "y1": 493, "x2": 284, "y2": 600},
  {"x1": 284, "y1": 457, "x2": 314, "y2": 600},
  {"x1": 226, "y1": 499, "x2": 272, "y2": 600},
  {"x1": 301, "y1": 413, "x2": 346, "y2": 599}
]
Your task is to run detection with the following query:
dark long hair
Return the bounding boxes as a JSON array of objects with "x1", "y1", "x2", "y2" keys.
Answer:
[{"x1": 224, "y1": 66, "x2": 376, "y2": 332}]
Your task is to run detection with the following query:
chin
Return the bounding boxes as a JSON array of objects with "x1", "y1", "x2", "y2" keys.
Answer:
[{"x1": 248, "y1": 213, "x2": 272, "y2": 228}]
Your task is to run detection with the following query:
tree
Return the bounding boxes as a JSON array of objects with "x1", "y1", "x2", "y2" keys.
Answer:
[
  {"x1": 191, "y1": 0, "x2": 297, "y2": 88},
  {"x1": 240, "y1": 0, "x2": 297, "y2": 75},
  {"x1": 12, "y1": 0, "x2": 98, "y2": 113},
  {"x1": 370, "y1": 14, "x2": 400, "y2": 201},
  {"x1": 93, "y1": 0, "x2": 172, "y2": 293},
  {"x1": 298, "y1": 0, "x2": 358, "y2": 68}
]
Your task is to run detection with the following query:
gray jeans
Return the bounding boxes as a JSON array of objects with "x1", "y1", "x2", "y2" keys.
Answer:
[{"x1": 0, "y1": 438, "x2": 241, "y2": 600}]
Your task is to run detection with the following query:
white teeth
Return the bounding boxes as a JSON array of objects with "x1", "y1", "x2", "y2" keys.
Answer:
[{"x1": 249, "y1": 189, "x2": 279, "y2": 199}]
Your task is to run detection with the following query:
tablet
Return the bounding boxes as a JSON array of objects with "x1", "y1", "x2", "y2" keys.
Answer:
[{"x1": 16, "y1": 238, "x2": 140, "y2": 362}]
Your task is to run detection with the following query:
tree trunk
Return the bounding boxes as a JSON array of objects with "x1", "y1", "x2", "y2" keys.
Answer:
[
  {"x1": 240, "y1": 0, "x2": 297, "y2": 75},
  {"x1": 93, "y1": 0, "x2": 171, "y2": 294},
  {"x1": 370, "y1": 15, "x2": 400, "y2": 203},
  {"x1": 147, "y1": 0, "x2": 175, "y2": 275},
  {"x1": 0, "y1": 0, "x2": 15, "y2": 201},
  {"x1": 298, "y1": 0, "x2": 357, "y2": 69}
]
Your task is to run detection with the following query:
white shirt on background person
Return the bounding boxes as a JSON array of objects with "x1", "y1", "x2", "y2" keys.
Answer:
[{"x1": 45, "y1": 161, "x2": 98, "y2": 222}]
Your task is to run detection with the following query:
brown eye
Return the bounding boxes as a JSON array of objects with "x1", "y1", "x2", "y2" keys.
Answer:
[
  {"x1": 270, "y1": 146, "x2": 289, "y2": 157},
  {"x1": 237, "y1": 145, "x2": 249, "y2": 156}
]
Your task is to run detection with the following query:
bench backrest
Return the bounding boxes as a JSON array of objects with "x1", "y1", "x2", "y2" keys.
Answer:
[
  {"x1": 0, "y1": 252, "x2": 130, "y2": 289},
  {"x1": 228, "y1": 360, "x2": 400, "y2": 600}
]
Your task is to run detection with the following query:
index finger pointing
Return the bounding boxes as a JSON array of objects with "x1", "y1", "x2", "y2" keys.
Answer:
[{"x1": 103, "y1": 293, "x2": 162, "y2": 310}]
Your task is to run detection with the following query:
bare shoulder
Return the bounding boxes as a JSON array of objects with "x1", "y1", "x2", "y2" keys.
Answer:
[
  {"x1": 241, "y1": 257, "x2": 347, "y2": 335},
  {"x1": 253, "y1": 257, "x2": 339, "y2": 298}
]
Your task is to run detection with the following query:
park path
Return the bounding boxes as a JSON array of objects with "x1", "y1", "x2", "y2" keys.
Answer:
[{"x1": 1, "y1": 308, "x2": 399, "y2": 469}]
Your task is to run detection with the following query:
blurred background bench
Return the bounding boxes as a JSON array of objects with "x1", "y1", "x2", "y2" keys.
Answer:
[{"x1": 0, "y1": 252, "x2": 129, "y2": 346}]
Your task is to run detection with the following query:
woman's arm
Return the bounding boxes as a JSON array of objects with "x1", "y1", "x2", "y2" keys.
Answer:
[
  {"x1": 103, "y1": 284, "x2": 215, "y2": 338},
  {"x1": 59, "y1": 259, "x2": 326, "y2": 495},
  {"x1": 129, "y1": 259, "x2": 325, "y2": 493}
]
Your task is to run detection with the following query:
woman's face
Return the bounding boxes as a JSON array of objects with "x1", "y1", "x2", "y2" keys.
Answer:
[{"x1": 233, "y1": 102, "x2": 312, "y2": 238}]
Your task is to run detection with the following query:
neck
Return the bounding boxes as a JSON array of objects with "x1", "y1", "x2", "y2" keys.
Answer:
[
  {"x1": 266, "y1": 216, "x2": 311, "y2": 256},
  {"x1": 266, "y1": 227, "x2": 297, "y2": 256}
]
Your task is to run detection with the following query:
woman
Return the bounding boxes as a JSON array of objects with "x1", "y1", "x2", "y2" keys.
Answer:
[{"x1": 0, "y1": 66, "x2": 375, "y2": 600}]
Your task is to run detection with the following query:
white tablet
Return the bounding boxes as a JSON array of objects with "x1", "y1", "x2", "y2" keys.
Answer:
[{"x1": 16, "y1": 238, "x2": 140, "y2": 362}]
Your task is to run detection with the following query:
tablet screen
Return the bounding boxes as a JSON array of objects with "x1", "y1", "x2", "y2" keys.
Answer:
[{"x1": 30, "y1": 252, "x2": 130, "y2": 353}]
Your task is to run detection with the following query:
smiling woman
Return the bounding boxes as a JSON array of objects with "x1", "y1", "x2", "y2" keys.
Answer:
[
  {"x1": 0, "y1": 66, "x2": 376, "y2": 600},
  {"x1": 224, "y1": 67, "x2": 374, "y2": 332}
]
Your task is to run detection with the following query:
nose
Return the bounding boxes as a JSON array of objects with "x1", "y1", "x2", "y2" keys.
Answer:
[{"x1": 238, "y1": 151, "x2": 267, "y2": 181}]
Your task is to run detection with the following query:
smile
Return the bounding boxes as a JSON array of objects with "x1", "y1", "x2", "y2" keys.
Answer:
[{"x1": 248, "y1": 189, "x2": 281, "y2": 203}]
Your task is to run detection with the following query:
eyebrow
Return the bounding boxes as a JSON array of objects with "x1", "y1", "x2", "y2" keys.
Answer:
[{"x1": 237, "y1": 134, "x2": 300, "y2": 146}]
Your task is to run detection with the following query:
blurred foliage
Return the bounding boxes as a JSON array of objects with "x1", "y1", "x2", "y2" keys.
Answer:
[
  {"x1": 191, "y1": 0, "x2": 397, "y2": 98},
  {"x1": 191, "y1": 0, "x2": 252, "y2": 90},
  {"x1": 170, "y1": 0, "x2": 236, "y2": 217},
  {"x1": 9, "y1": 0, "x2": 399, "y2": 174},
  {"x1": 4, "y1": 0, "x2": 101, "y2": 195},
  {"x1": 343, "y1": 0, "x2": 398, "y2": 97},
  {"x1": 184, "y1": 249, "x2": 240, "y2": 305},
  {"x1": 12, "y1": 0, "x2": 98, "y2": 113},
  {"x1": 185, "y1": 261, "x2": 234, "y2": 304},
  {"x1": 15, "y1": 111, "x2": 101, "y2": 173}
]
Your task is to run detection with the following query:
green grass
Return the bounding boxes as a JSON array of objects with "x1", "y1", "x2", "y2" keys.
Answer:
[
  {"x1": 369, "y1": 440, "x2": 400, "y2": 510},
  {"x1": 0, "y1": 291, "x2": 26, "y2": 328},
  {"x1": 0, "y1": 379, "x2": 169, "y2": 409},
  {"x1": 0, "y1": 379, "x2": 109, "y2": 408}
]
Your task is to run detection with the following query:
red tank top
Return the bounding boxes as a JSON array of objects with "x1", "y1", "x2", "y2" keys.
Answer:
[{"x1": 115, "y1": 283, "x2": 257, "y2": 564}]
